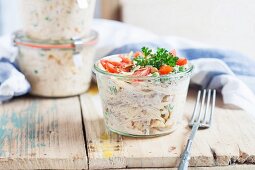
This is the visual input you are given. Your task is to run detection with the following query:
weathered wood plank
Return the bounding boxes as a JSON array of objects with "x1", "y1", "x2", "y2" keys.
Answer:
[
  {"x1": 80, "y1": 93, "x2": 126, "y2": 169},
  {"x1": 0, "y1": 96, "x2": 87, "y2": 169},
  {"x1": 80, "y1": 87, "x2": 255, "y2": 169}
]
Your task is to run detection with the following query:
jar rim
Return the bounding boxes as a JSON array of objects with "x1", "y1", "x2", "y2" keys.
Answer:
[
  {"x1": 93, "y1": 54, "x2": 194, "y2": 80},
  {"x1": 13, "y1": 30, "x2": 98, "y2": 49}
]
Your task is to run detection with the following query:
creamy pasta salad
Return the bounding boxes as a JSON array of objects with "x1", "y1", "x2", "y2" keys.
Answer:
[
  {"x1": 20, "y1": 0, "x2": 96, "y2": 40},
  {"x1": 94, "y1": 47, "x2": 193, "y2": 136}
]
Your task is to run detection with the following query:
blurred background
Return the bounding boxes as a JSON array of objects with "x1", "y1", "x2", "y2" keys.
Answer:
[{"x1": 0, "y1": 0, "x2": 255, "y2": 58}]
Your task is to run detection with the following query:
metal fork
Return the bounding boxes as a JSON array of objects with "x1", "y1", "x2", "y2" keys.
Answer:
[{"x1": 178, "y1": 89, "x2": 216, "y2": 170}]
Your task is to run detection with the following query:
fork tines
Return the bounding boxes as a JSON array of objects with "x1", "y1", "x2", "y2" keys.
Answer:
[{"x1": 189, "y1": 89, "x2": 216, "y2": 128}]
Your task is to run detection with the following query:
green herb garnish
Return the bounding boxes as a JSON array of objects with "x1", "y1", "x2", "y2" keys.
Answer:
[
  {"x1": 133, "y1": 47, "x2": 179, "y2": 69},
  {"x1": 109, "y1": 86, "x2": 117, "y2": 95},
  {"x1": 141, "y1": 47, "x2": 152, "y2": 57},
  {"x1": 179, "y1": 66, "x2": 184, "y2": 72},
  {"x1": 45, "y1": 17, "x2": 51, "y2": 21}
]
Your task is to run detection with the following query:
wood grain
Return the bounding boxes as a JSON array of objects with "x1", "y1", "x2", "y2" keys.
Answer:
[
  {"x1": 100, "y1": 0, "x2": 121, "y2": 20},
  {"x1": 80, "y1": 93, "x2": 126, "y2": 169},
  {"x1": 0, "y1": 97, "x2": 87, "y2": 169},
  {"x1": 80, "y1": 87, "x2": 255, "y2": 169}
]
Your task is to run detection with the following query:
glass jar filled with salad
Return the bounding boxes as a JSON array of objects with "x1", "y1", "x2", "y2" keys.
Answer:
[
  {"x1": 94, "y1": 47, "x2": 193, "y2": 137},
  {"x1": 14, "y1": 30, "x2": 98, "y2": 97}
]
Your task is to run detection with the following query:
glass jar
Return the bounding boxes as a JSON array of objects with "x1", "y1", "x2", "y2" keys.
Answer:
[
  {"x1": 14, "y1": 30, "x2": 98, "y2": 97},
  {"x1": 93, "y1": 54, "x2": 193, "y2": 137},
  {"x1": 20, "y1": 0, "x2": 96, "y2": 40}
]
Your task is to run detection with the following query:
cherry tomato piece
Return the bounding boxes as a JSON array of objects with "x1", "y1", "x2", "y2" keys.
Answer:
[
  {"x1": 107, "y1": 60, "x2": 123, "y2": 67},
  {"x1": 100, "y1": 59, "x2": 108, "y2": 69},
  {"x1": 134, "y1": 51, "x2": 143, "y2": 58},
  {"x1": 119, "y1": 55, "x2": 132, "y2": 64},
  {"x1": 159, "y1": 65, "x2": 173, "y2": 75},
  {"x1": 105, "y1": 62, "x2": 120, "y2": 73},
  {"x1": 176, "y1": 58, "x2": 187, "y2": 66}
]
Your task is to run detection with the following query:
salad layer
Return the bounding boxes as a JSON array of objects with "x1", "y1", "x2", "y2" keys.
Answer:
[
  {"x1": 98, "y1": 47, "x2": 189, "y2": 77},
  {"x1": 95, "y1": 47, "x2": 192, "y2": 136}
]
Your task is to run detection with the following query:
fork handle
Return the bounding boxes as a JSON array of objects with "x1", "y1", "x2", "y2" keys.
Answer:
[{"x1": 178, "y1": 124, "x2": 199, "y2": 170}]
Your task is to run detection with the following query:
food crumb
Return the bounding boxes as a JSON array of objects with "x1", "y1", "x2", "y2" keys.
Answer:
[
  {"x1": 45, "y1": 16, "x2": 51, "y2": 21},
  {"x1": 48, "y1": 54, "x2": 54, "y2": 60},
  {"x1": 168, "y1": 146, "x2": 176, "y2": 152}
]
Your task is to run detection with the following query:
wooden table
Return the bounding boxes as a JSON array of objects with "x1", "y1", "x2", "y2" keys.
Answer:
[{"x1": 0, "y1": 85, "x2": 255, "y2": 169}]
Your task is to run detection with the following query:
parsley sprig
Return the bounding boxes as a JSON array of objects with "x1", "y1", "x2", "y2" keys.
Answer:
[
  {"x1": 141, "y1": 47, "x2": 152, "y2": 57},
  {"x1": 133, "y1": 47, "x2": 179, "y2": 69}
]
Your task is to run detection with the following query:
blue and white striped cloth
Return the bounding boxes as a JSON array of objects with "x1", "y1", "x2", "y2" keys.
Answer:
[
  {"x1": 0, "y1": 59, "x2": 30, "y2": 102},
  {"x1": 0, "y1": 35, "x2": 30, "y2": 103}
]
